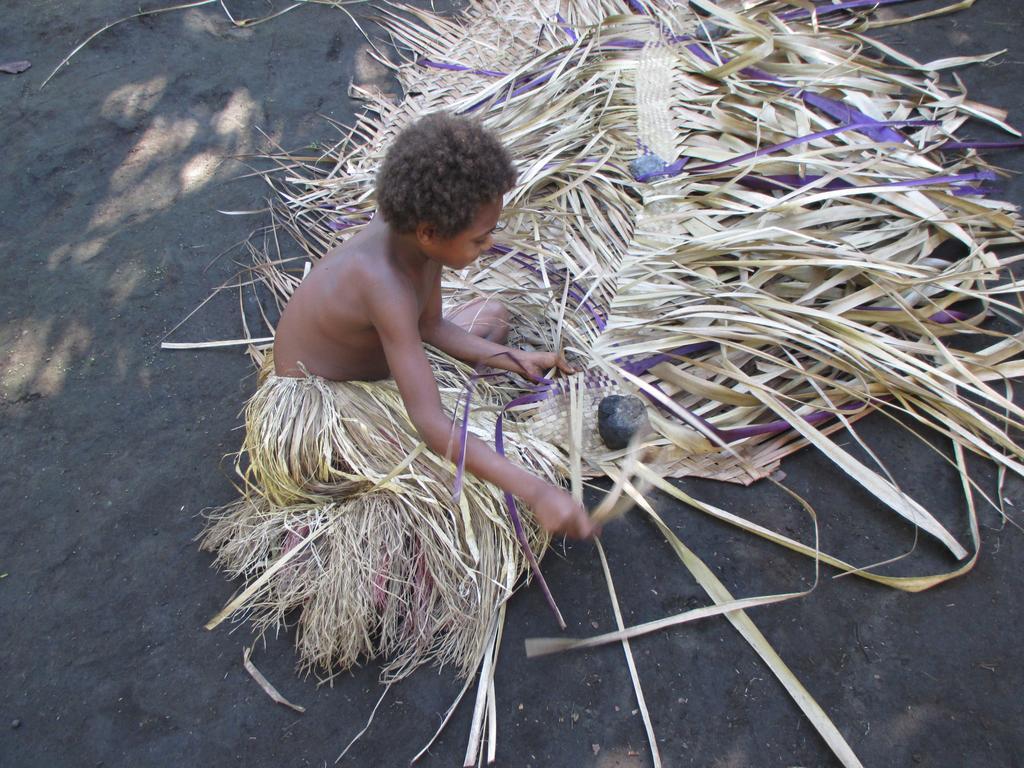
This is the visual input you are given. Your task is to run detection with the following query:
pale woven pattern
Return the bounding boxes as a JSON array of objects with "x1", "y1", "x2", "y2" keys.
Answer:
[
  {"x1": 636, "y1": 38, "x2": 680, "y2": 162},
  {"x1": 526, "y1": 371, "x2": 625, "y2": 460}
]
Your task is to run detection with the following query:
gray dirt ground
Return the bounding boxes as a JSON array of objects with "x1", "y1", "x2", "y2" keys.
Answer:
[{"x1": 2, "y1": 1, "x2": 1023, "y2": 766}]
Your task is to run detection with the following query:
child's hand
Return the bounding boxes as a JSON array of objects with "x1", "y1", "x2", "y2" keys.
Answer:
[
  {"x1": 514, "y1": 350, "x2": 577, "y2": 382},
  {"x1": 529, "y1": 484, "x2": 597, "y2": 540}
]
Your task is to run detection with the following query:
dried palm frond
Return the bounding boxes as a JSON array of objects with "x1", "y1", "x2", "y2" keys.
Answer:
[
  {"x1": 249, "y1": 0, "x2": 1023, "y2": 560},
  {"x1": 189, "y1": 0, "x2": 1024, "y2": 763}
]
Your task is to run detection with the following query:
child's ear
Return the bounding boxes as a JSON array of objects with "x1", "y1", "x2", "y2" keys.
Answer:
[{"x1": 415, "y1": 222, "x2": 438, "y2": 246}]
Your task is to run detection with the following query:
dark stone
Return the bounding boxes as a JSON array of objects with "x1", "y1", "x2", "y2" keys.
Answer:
[
  {"x1": 11, "y1": 719, "x2": 21, "y2": 729},
  {"x1": 597, "y1": 395, "x2": 649, "y2": 450}
]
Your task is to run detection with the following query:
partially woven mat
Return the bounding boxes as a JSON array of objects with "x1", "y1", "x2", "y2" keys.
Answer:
[
  {"x1": 180, "y1": 2, "x2": 1024, "y2": 762},
  {"x1": 522, "y1": 368, "x2": 790, "y2": 484},
  {"x1": 241, "y1": 0, "x2": 1023, "y2": 556}
]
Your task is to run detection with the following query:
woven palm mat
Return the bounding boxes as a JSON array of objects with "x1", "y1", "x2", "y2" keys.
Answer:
[
  {"x1": 248, "y1": 0, "x2": 1024, "y2": 557},
  {"x1": 168, "y1": 3, "x2": 1024, "y2": 763},
  {"x1": 523, "y1": 368, "x2": 807, "y2": 484}
]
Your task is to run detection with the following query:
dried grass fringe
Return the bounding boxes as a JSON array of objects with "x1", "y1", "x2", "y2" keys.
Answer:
[{"x1": 202, "y1": 352, "x2": 558, "y2": 680}]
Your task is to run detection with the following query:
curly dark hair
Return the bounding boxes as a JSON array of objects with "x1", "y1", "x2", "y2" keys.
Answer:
[{"x1": 376, "y1": 113, "x2": 517, "y2": 238}]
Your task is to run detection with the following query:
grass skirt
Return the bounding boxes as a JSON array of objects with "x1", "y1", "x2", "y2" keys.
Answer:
[{"x1": 202, "y1": 355, "x2": 561, "y2": 681}]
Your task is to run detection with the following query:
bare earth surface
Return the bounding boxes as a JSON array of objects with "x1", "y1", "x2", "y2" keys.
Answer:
[{"x1": 2, "y1": 1, "x2": 1023, "y2": 766}]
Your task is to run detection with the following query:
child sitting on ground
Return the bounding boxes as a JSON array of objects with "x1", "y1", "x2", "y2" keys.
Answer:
[
  {"x1": 204, "y1": 112, "x2": 590, "y2": 680},
  {"x1": 273, "y1": 112, "x2": 593, "y2": 541}
]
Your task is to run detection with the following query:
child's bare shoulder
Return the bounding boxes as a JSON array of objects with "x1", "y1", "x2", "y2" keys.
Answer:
[{"x1": 309, "y1": 222, "x2": 418, "y2": 320}]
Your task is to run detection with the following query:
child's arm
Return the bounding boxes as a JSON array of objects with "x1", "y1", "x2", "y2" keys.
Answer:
[
  {"x1": 420, "y1": 281, "x2": 573, "y2": 381},
  {"x1": 368, "y1": 279, "x2": 594, "y2": 539}
]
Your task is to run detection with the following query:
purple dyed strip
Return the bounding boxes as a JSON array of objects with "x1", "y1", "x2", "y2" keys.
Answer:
[
  {"x1": 689, "y1": 119, "x2": 938, "y2": 175},
  {"x1": 451, "y1": 364, "x2": 570, "y2": 630},
  {"x1": 603, "y1": 38, "x2": 645, "y2": 50},
  {"x1": 617, "y1": 341, "x2": 719, "y2": 375},
  {"x1": 738, "y1": 174, "x2": 850, "y2": 193},
  {"x1": 778, "y1": 0, "x2": 914, "y2": 22},
  {"x1": 451, "y1": 362, "x2": 549, "y2": 502},
  {"x1": 495, "y1": 405, "x2": 566, "y2": 629},
  {"x1": 638, "y1": 119, "x2": 935, "y2": 185},
  {"x1": 554, "y1": 12, "x2": 578, "y2": 43},
  {"x1": 505, "y1": 390, "x2": 552, "y2": 406},
  {"x1": 800, "y1": 92, "x2": 905, "y2": 143},
  {"x1": 509, "y1": 70, "x2": 554, "y2": 100},
  {"x1": 928, "y1": 309, "x2": 970, "y2": 323},
  {"x1": 639, "y1": 381, "x2": 723, "y2": 435},
  {"x1": 440, "y1": 46, "x2": 599, "y2": 115},
  {"x1": 663, "y1": 43, "x2": 902, "y2": 150},
  {"x1": 738, "y1": 170, "x2": 995, "y2": 194},
  {"x1": 684, "y1": 41, "x2": 717, "y2": 66},
  {"x1": 421, "y1": 53, "x2": 570, "y2": 114},
  {"x1": 953, "y1": 186, "x2": 992, "y2": 197},
  {"x1": 416, "y1": 58, "x2": 508, "y2": 78},
  {"x1": 464, "y1": 69, "x2": 556, "y2": 113},
  {"x1": 714, "y1": 400, "x2": 868, "y2": 441},
  {"x1": 634, "y1": 157, "x2": 691, "y2": 183},
  {"x1": 683, "y1": 40, "x2": 907, "y2": 145},
  {"x1": 327, "y1": 216, "x2": 361, "y2": 231},
  {"x1": 624, "y1": 0, "x2": 648, "y2": 15}
]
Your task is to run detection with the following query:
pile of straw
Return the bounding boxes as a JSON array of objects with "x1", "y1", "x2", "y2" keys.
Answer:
[
  {"x1": 189, "y1": 1, "x2": 1024, "y2": 764},
  {"x1": 254, "y1": 0, "x2": 1023, "y2": 557},
  {"x1": 202, "y1": 353, "x2": 559, "y2": 682}
]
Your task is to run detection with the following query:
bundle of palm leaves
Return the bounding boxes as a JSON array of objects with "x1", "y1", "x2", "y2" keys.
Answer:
[{"x1": 192, "y1": 1, "x2": 1024, "y2": 764}]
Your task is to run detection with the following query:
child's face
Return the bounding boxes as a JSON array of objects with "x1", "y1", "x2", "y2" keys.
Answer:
[{"x1": 419, "y1": 197, "x2": 503, "y2": 269}]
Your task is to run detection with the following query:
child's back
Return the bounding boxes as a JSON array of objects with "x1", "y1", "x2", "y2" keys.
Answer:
[{"x1": 273, "y1": 217, "x2": 408, "y2": 382}]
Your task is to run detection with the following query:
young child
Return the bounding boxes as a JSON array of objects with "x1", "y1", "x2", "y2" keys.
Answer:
[
  {"x1": 273, "y1": 113, "x2": 593, "y2": 541},
  {"x1": 204, "y1": 113, "x2": 591, "y2": 680}
]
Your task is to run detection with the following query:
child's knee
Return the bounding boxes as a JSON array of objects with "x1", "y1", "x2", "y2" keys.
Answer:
[
  {"x1": 451, "y1": 297, "x2": 511, "y2": 341},
  {"x1": 486, "y1": 299, "x2": 510, "y2": 326},
  {"x1": 468, "y1": 296, "x2": 507, "y2": 339},
  {"x1": 481, "y1": 299, "x2": 510, "y2": 342}
]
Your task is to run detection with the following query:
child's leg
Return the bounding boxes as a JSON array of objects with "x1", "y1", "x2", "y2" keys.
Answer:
[{"x1": 446, "y1": 297, "x2": 510, "y2": 344}]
